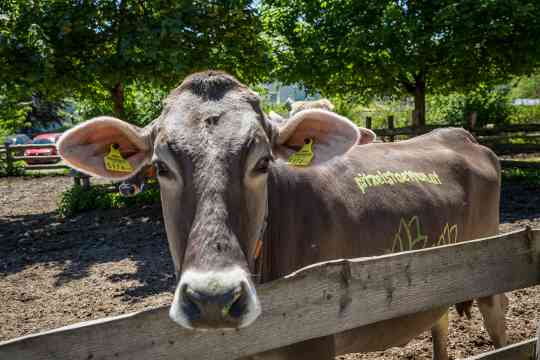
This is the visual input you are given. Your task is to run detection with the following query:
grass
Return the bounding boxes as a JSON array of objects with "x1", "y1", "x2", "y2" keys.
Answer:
[
  {"x1": 57, "y1": 181, "x2": 160, "y2": 217},
  {"x1": 501, "y1": 167, "x2": 540, "y2": 186}
]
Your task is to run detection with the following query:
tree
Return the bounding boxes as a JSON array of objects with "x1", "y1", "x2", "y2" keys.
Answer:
[
  {"x1": 510, "y1": 70, "x2": 540, "y2": 99},
  {"x1": 263, "y1": 0, "x2": 540, "y2": 126},
  {"x1": 1, "y1": 0, "x2": 271, "y2": 119}
]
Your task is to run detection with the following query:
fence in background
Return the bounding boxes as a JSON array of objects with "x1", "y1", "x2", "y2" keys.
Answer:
[
  {"x1": 0, "y1": 228, "x2": 539, "y2": 360},
  {"x1": 2, "y1": 120, "x2": 540, "y2": 180},
  {"x1": 0, "y1": 142, "x2": 91, "y2": 187},
  {"x1": 365, "y1": 116, "x2": 540, "y2": 169}
]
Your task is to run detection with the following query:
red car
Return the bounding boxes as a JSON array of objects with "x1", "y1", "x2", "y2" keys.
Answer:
[{"x1": 24, "y1": 133, "x2": 62, "y2": 164}]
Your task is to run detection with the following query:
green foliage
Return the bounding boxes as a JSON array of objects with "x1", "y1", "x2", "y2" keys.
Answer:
[
  {"x1": 330, "y1": 94, "x2": 410, "y2": 128},
  {"x1": 263, "y1": 0, "x2": 540, "y2": 124},
  {"x1": 2, "y1": 0, "x2": 272, "y2": 122},
  {"x1": 57, "y1": 182, "x2": 160, "y2": 218},
  {"x1": 260, "y1": 102, "x2": 289, "y2": 118},
  {"x1": 0, "y1": 86, "x2": 32, "y2": 137},
  {"x1": 428, "y1": 85, "x2": 512, "y2": 126},
  {"x1": 508, "y1": 105, "x2": 540, "y2": 124},
  {"x1": 72, "y1": 81, "x2": 167, "y2": 127},
  {"x1": 501, "y1": 167, "x2": 540, "y2": 186},
  {"x1": 0, "y1": 160, "x2": 25, "y2": 177},
  {"x1": 510, "y1": 70, "x2": 540, "y2": 98}
]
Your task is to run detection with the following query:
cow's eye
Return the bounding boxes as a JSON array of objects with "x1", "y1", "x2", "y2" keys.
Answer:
[
  {"x1": 153, "y1": 161, "x2": 169, "y2": 176},
  {"x1": 254, "y1": 156, "x2": 272, "y2": 174}
]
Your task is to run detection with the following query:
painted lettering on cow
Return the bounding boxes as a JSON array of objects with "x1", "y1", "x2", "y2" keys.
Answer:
[
  {"x1": 391, "y1": 216, "x2": 428, "y2": 252},
  {"x1": 436, "y1": 223, "x2": 459, "y2": 246},
  {"x1": 354, "y1": 170, "x2": 442, "y2": 194},
  {"x1": 390, "y1": 216, "x2": 459, "y2": 253}
]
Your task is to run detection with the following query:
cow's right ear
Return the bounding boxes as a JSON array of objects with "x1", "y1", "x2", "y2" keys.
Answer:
[
  {"x1": 272, "y1": 109, "x2": 360, "y2": 165},
  {"x1": 58, "y1": 116, "x2": 152, "y2": 180}
]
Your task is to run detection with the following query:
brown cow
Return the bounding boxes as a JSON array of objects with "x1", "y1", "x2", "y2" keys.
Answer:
[{"x1": 58, "y1": 71, "x2": 506, "y2": 359}]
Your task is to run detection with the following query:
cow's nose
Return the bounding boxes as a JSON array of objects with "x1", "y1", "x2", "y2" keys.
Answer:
[
  {"x1": 181, "y1": 284, "x2": 248, "y2": 324},
  {"x1": 169, "y1": 267, "x2": 261, "y2": 329}
]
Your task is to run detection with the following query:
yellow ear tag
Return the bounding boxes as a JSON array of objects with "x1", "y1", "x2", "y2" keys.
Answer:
[
  {"x1": 287, "y1": 138, "x2": 314, "y2": 167},
  {"x1": 104, "y1": 144, "x2": 133, "y2": 172}
]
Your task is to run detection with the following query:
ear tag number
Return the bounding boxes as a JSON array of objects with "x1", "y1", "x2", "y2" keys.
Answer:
[
  {"x1": 104, "y1": 144, "x2": 133, "y2": 172},
  {"x1": 287, "y1": 138, "x2": 314, "y2": 167}
]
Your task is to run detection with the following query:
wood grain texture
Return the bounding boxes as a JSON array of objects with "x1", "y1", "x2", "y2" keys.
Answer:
[
  {"x1": 464, "y1": 338, "x2": 536, "y2": 360},
  {"x1": 1, "y1": 229, "x2": 539, "y2": 360}
]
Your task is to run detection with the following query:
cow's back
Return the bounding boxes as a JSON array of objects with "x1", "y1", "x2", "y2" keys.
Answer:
[{"x1": 265, "y1": 128, "x2": 500, "y2": 279}]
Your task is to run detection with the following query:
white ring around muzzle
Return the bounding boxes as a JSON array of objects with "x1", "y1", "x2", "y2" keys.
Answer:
[{"x1": 169, "y1": 266, "x2": 261, "y2": 330}]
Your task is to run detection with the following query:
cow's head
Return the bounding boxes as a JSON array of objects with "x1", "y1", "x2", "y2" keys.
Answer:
[{"x1": 58, "y1": 71, "x2": 371, "y2": 330}]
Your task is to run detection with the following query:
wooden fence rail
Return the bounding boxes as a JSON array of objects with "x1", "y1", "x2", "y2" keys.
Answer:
[
  {"x1": 368, "y1": 119, "x2": 540, "y2": 156},
  {"x1": 1, "y1": 142, "x2": 91, "y2": 186},
  {"x1": 1, "y1": 228, "x2": 539, "y2": 360},
  {"x1": 465, "y1": 338, "x2": 536, "y2": 359},
  {"x1": 371, "y1": 123, "x2": 540, "y2": 137}
]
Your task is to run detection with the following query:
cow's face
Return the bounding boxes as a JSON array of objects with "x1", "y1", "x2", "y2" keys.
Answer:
[{"x1": 58, "y1": 71, "x2": 369, "y2": 330}]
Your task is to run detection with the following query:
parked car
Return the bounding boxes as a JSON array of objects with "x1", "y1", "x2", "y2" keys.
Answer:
[
  {"x1": 24, "y1": 133, "x2": 62, "y2": 164},
  {"x1": 4, "y1": 134, "x2": 32, "y2": 146},
  {"x1": 4, "y1": 134, "x2": 32, "y2": 156}
]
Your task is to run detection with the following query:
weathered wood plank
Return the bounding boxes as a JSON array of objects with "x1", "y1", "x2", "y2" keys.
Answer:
[
  {"x1": 13, "y1": 155, "x2": 61, "y2": 161},
  {"x1": 23, "y1": 164, "x2": 68, "y2": 171},
  {"x1": 536, "y1": 322, "x2": 540, "y2": 360},
  {"x1": 464, "y1": 338, "x2": 536, "y2": 360},
  {"x1": 1, "y1": 229, "x2": 539, "y2": 360}
]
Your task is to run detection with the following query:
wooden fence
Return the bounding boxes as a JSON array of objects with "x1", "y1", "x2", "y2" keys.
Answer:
[
  {"x1": 0, "y1": 142, "x2": 90, "y2": 187},
  {"x1": 1, "y1": 228, "x2": 539, "y2": 360},
  {"x1": 367, "y1": 118, "x2": 540, "y2": 157},
  {"x1": 2, "y1": 121, "x2": 540, "y2": 179}
]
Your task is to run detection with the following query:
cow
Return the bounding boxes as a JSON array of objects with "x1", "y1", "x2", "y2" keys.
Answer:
[{"x1": 58, "y1": 71, "x2": 507, "y2": 360}]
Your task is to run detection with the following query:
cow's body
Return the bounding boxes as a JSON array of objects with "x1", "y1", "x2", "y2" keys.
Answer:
[
  {"x1": 248, "y1": 128, "x2": 501, "y2": 358},
  {"x1": 58, "y1": 71, "x2": 506, "y2": 359}
]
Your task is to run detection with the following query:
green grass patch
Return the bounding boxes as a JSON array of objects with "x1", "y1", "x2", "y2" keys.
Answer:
[
  {"x1": 0, "y1": 160, "x2": 25, "y2": 177},
  {"x1": 501, "y1": 167, "x2": 540, "y2": 185},
  {"x1": 57, "y1": 181, "x2": 160, "y2": 217}
]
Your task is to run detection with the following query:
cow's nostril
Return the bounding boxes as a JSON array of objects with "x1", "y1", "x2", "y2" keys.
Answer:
[
  {"x1": 225, "y1": 285, "x2": 248, "y2": 318},
  {"x1": 181, "y1": 285, "x2": 201, "y2": 320},
  {"x1": 182, "y1": 284, "x2": 247, "y2": 321}
]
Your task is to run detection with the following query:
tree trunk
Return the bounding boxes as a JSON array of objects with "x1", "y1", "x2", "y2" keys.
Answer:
[
  {"x1": 111, "y1": 82, "x2": 125, "y2": 119},
  {"x1": 412, "y1": 77, "x2": 426, "y2": 128}
]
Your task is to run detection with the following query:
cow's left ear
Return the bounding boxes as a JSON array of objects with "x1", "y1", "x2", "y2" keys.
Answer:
[
  {"x1": 58, "y1": 116, "x2": 153, "y2": 180},
  {"x1": 273, "y1": 109, "x2": 364, "y2": 165}
]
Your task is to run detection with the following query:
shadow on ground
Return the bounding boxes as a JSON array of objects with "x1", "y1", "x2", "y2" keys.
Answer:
[
  {"x1": 0, "y1": 177, "x2": 538, "y2": 305},
  {"x1": 0, "y1": 203, "x2": 175, "y2": 302}
]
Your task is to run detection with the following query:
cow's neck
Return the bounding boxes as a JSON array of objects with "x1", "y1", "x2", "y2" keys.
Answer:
[{"x1": 260, "y1": 163, "x2": 329, "y2": 283}]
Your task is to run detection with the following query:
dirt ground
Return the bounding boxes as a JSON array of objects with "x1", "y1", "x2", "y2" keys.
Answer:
[{"x1": 1, "y1": 174, "x2": 539, "y2": 359}]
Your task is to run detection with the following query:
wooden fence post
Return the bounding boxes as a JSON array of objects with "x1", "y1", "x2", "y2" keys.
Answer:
[
  {"x1": 467, "y1": 111, "x2": 477, "y2": 131},
  {"x1": 388, "y1": 115, "x2": 395, "y2": 142},
  {"x1": 82, "y1": 175, "x2": 90, "y2": 190},
  {"x1": 4, "y1": 142, "x2": 13, "y2": 175},
  {"x1": 534, "y1": 321, "x2": 540, "y2": 360},
  {"x1": 365, "y1": 117, "x2": 372, "y2": 130}
]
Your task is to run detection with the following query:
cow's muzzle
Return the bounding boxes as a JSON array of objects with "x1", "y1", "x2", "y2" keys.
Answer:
[{"x1": 169, "y1": 267, "x2": 261, "y2": 330}]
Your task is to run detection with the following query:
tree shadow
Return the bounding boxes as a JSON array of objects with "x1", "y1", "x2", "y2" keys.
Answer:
[
  {"x1": 0, "y1": 203, "x2": 175, "y2": 302},
  {"x1": 500, "y1": 181, "x2": 540, "y2": 223}
]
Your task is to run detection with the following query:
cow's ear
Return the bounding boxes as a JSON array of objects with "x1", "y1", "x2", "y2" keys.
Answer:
[
  {"x1": 358, "y1": 128, "x2": 376, "y2": 144},
  {"x1": 58, "y1": 116, "x2": 152, "y2": 180},
  {"x1": 273, "y1": 109, "x2": 361, "y2": 165}
]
